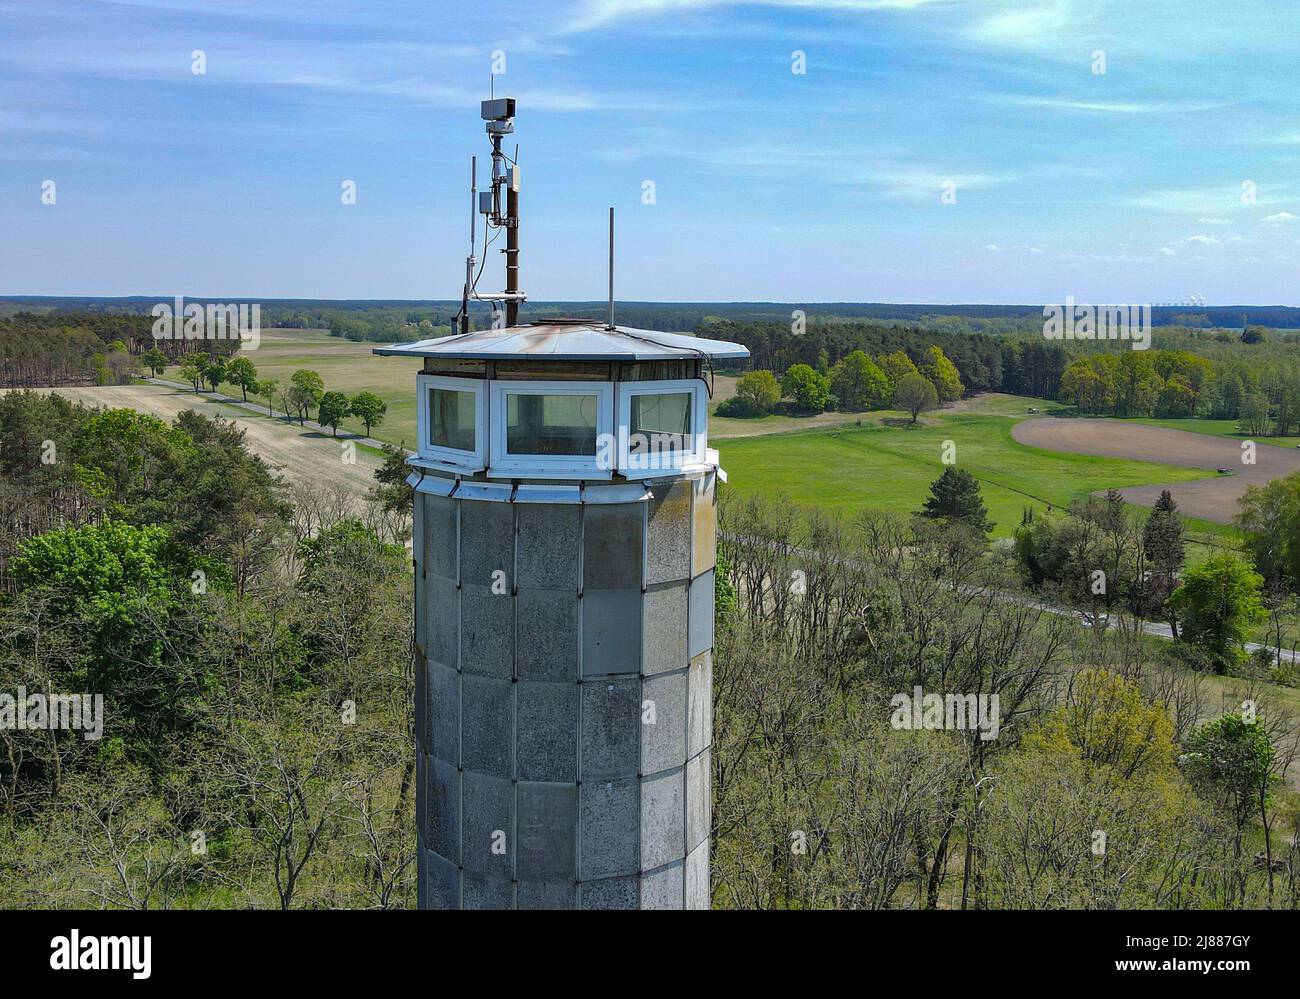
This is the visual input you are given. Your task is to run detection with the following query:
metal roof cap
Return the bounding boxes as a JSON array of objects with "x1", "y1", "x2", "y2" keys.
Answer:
[{"x1": 372, "y1": 321, "x2": 750, "y2": 362}]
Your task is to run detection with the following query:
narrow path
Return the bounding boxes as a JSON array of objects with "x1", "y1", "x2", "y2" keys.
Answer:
[{"x1": 147, "y1": 377, "x2": 404, "y2": 453}]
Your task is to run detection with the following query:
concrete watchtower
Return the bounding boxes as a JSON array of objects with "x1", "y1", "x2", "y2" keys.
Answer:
[{"x1": 377, "y1": 320, "x2": 748, "y2": 908}]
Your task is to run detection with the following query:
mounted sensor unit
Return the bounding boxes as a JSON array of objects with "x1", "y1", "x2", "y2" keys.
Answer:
[{"x1": 480, "y1": 97, "x2": 516, "y2": 121}]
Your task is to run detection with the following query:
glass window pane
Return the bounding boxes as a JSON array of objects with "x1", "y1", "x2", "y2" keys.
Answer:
[
  {"x1": 429, "y1": 387, "x2": 476, "y2": 452},
  {"x1": 506, "y1": 393, "x2": 598, "y2": 456},
  {"x1": 630, "y1": 392, "x2": 692, "y2": 454},
  {"x1": 631, "y1": 392, "x2": 691, "y2": 437}
]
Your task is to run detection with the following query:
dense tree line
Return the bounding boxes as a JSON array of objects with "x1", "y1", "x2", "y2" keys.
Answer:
[
  {"x1": 1053, "y1": 330, "x2": 1300, "y2": 430},
  {"x1": 708, "y1": 317, "x2": 1300, "y2": 428},
  {"x1": 0, "y1": 391, "x2": 289, "y2": 592},
  {"x1": 0, "y1": 391, "x2": 414, "y2": 908},
  {"x1": 0, "y1": 313, "x2": 216, "y2": 388},
  {"x1": 705, "y1": 317, "x2": 1078, "y2": 403},
  {"x1": 704, "y1": 318, "x2": 1011, "y2": 393}
]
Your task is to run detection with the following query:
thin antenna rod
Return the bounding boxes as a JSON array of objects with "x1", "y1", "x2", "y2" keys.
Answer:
[
  {"x1": 461, "y1": 155, "x2": 477, "y2": 335},
  {"x1": 607, "y1": 207, "x2": 615, "y2": 330}
]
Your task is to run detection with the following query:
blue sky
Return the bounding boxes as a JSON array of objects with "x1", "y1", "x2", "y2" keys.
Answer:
[{"x1": 2, "y1": 0, "x2": 1298, "y2": 303}]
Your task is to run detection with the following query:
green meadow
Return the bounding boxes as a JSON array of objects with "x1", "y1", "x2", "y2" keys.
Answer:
[
  {"x1": 715, "y1": 395, "x2": 1216, "y2": 538},
  {"x1": 164, "y1": 328, "x2": 420, "y2": 447},
  {"x1": 164, "y1": 336, "x2": 1235, "y2": 543}
]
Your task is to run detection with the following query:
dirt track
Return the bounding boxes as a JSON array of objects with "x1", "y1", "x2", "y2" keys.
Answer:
[
  {"x1": 1012, "y1": 418, "x2": 1300, "y2": 523},
  {"x1": 2, "y1": 384, "x2": 382, "y2": 501}
]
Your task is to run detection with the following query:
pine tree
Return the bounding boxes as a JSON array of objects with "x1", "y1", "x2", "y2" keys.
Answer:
[
  {"x1": 1143, "y1": 489, "x2": 1186, "y2": 635},
  {"x1": 920, "y1": 467, "x2": 992, "y2": 533}
]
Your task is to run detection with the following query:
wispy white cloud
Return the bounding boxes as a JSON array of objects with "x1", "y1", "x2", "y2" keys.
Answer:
[
  {"x1": 968, "y1": 2, "x2": 1079, "y2": 49},
  {"x1": 0, "y1": 35, "x2": 664, "y2": 112},
  {"x1": 870, "y1": 165, "x2": 1015, "y2": 201},
  {"x1": 1122, "y1": 183, "x2": 1287, "y2": 213},
  {"x1": 1261, "y1": 211, "x2": 1297, "y2": 223},
  {"x1": 990, "y1": 95, "x2": 1230, "y2": 115},
  {"x1": 565, "y1": 0, "x2": 946, "y2": 34}
]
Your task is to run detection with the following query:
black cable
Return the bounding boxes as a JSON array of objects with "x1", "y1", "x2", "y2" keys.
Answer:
[
  {"x1": 452, "y1": 205, "x2": 507, "y2": 333},
  {"x1": 612, "y1": 326, "x2": 716, "y2": 399}
]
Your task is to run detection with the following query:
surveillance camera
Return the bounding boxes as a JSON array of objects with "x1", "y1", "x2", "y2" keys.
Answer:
[{"x1": 481, "y1": 98, "x2": 516, "y2": 121}]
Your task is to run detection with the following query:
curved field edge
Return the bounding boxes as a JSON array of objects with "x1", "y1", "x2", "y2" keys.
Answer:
[{"x1": 717, "y1": 413, "x2": 1214, "y2": 537}]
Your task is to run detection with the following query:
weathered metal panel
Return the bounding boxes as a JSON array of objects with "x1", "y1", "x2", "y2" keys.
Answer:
[
  {"x1": 640, "y1": 768, "x2": 686, "y2": 871},
  {"x1": 684, "y1": 838, "x2": 710, "y2": 910},
  {"x1": 516, "y1": 504, "x2": 580, "y2": 588},
  {"x1": 691, "y1": 472, "x2": 717, "y2": 577},
  {"x1": 414, "y1": 652, "x2": 428, "y2": 754},
  {"x1": 579, "y1": 876, "x2": 639, "y2": 910},
  {"x1": 462, "y1": 872, "x2": 513, "y2": 910},
  {"x1": 428, "y1": 659, "x2": 460, "y2": 765},
  {"x1": 516, "y1": 881, "x2": 576, "y2": 910},
  {"x1": 426, "y1": 574, "x2": 459, "y2": 668},
  {"x1": 516, "y1": 783, "x2": 578, "y2": 880},
  {"x1": 515, "y1": 589, "x2": 579, "y2": 680},
  {"x1": 427, "y1": 756, "x2": 461, "y2": 863},
  {"x1": 687, "y1": 569, "x2": 715, "y2": 661},
  {"x1": 459, "y1": 500, "x2": 514, "y2": 587},
  {"x1": 580, "y1": 588, "x2": 642, "y2": 676},
  {"x1": 580, "y1": 677, "x2": 640, "y2": 780},
  {"x1": 423, "y1": 848, "x2": 460, "y2": 910},
  {"x1": 461, "y1": 674, "x2": 513, "y2": 778},
  {"x1": 459, "y1": 583, "x2": 514, "y2": 679},
  {"x1": 579, "y1": 778, "x2": 640, "y2": 880},
  {"x1": 582, "y1": 504, "x2": 644, "y2": 589},
  {"x1": 640, "y1": 861, "x2": 685, "y2": 910},
  {"x1": 516, "y1": 681, "x2": 577, "y2": 781},
  {"x1": 646, "y1": 479, "x2": 693, "y2": 585},
  {"x1": 643, "y1": 582, "x2": 689, "y2": 676},
  {"x1": 641, "y1": 670, "x2": 687, "y2": 776},
  {"x1": 423, "y1": 494, "x2": 458, "y2": 580},
  {"x1": 461, "y1": 771, "x2": 514, "y2": 876},
  {"x1": 687, "y1": 651, "x2": 713, "y2": 760},
  {"x1": 686, "y1": 749, "x2": 711, "y2": 853}
]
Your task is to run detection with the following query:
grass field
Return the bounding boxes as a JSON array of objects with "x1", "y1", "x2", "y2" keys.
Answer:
[
  {"x1": 716, "y1": 395, "x2": 1217, "y2": 537},
  {"x1": 164, "y1": 328, "x2": 420, "y2": 447},
  {"x1": 170, "y1": 334, "x2": 1254, "y2": 542}
]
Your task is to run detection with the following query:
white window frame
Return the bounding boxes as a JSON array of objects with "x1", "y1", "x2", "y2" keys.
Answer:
[
  {"x1": 416, "y1": 373, "x2": 486, "y2": 472},
  {"x1": 488, "y1": 379, "x2": 614, "y2": 479},
  {"x1": 616, "y1": 379, "x2": 707, "y2": 473}
]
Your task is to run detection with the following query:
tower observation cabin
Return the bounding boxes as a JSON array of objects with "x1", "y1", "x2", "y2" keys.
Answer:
[{"x1": 377, "y1": 98, "x2": 749, "y2": 910}]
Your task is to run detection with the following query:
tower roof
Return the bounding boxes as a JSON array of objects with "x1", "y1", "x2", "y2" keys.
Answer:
[{"x1": 372, "y1": 319, "x2": 750, "y2": 362}]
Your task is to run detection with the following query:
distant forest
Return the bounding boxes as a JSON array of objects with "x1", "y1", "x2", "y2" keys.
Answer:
[
  {"x1": 0, "y1": 313, "x2": 222, "y2": 388},
  {"x1": 5, "y1": 295, "x2": 1300, "y2": 329},
  {"x1": 7, "y1": 299, "x2": 1300, "y2": 435}
]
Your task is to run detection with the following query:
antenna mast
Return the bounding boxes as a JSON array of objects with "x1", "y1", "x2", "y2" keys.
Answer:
[
  {"x1": 505, "y1": 144, "x2": 520, "y2": 327},
  {"x1": 460, "y1": 156, "x2": 476, "y2": 334},
  {"x1": 456, "y1": 99, "x2": 526, "y2": 333},
  {"x1": 607, "y1": 207, "x2": 615, "y2": 330}
]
